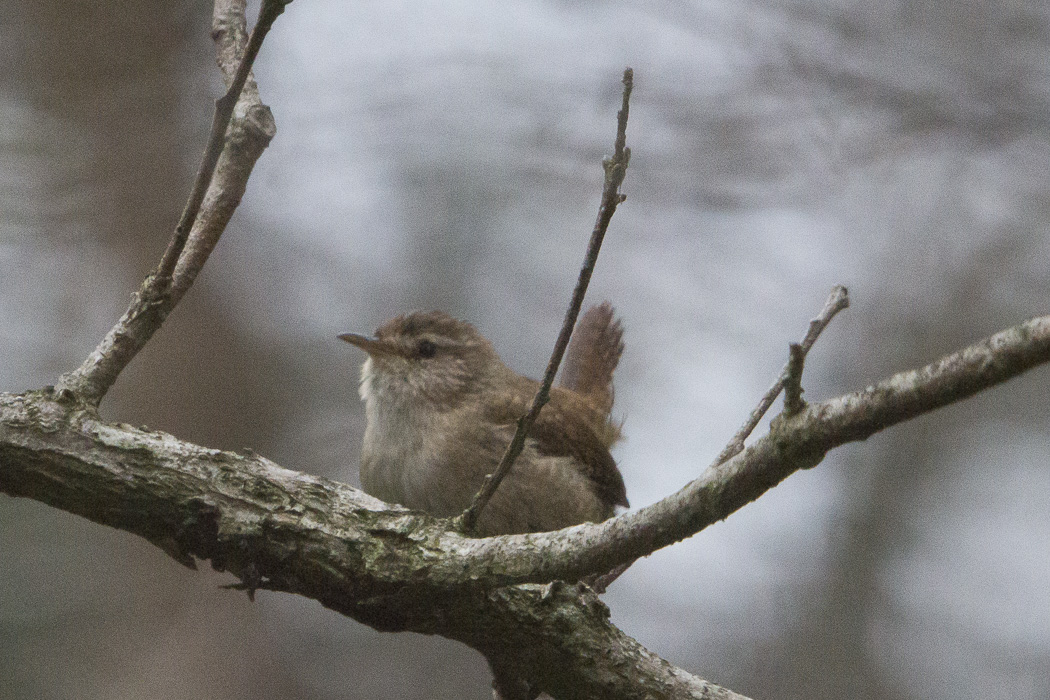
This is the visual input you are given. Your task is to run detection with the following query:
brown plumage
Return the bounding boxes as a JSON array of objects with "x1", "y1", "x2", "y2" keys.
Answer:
[
  {"x1": 560, "y1": 302, "x2": 624, "y2": 419},
  {"x1": 341, "y1": 305, "x2": 627, "y2": 535}
]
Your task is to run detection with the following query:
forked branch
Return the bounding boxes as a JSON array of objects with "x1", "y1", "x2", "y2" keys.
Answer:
[
  {"x1": 713, "y1": 284, "x2": 849, "y2": 465},
  {"x1": 54, "y1": 0, "x2": 288, "y2": 407},
  {"x1": 592, "y1": 285, "x2": 848, "y2": 592}
]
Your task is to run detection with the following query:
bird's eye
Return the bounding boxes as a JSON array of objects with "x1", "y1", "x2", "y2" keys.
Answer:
[{"x1": 417, "y1": 339, "x2": 437, "y2": 358}]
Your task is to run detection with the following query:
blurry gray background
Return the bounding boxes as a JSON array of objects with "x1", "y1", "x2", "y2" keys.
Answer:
[{"x1": 2, "y1": 0, "x2": 1049, "y2": 698}]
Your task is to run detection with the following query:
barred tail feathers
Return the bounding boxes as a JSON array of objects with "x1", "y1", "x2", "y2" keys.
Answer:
[{"x1": 560, "y1": 302, "x2": 624, "y2": 419}]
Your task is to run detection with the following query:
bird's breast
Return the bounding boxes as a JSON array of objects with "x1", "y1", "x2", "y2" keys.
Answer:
[{"x1": 359, "y1": 384, "x2": 475, "y2": 516}]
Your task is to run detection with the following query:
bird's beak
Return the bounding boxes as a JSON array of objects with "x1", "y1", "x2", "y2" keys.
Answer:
[{"x1": 338, "y1": 333, "x2": 406, "y2": 358}]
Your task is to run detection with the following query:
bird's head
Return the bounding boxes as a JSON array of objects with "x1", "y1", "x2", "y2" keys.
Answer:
[{"x1": 340, "y1": 311, "x2": 502, "y2": 410}]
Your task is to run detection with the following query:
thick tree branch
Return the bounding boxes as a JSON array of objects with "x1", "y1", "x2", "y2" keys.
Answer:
[
  {"x1": 5, "y1": 314, "x2": 1049, "y2": 696},
  {"x1": 5, "y1": 315, "x2": 1050, "y2": 596},
  {"x1": 0, "y1": 391, "x2": 743, "y2": 700}
]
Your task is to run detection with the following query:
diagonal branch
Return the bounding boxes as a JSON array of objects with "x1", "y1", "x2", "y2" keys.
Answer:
[
  {"x1": 157, "y1": 0, "x2": 291, "y2": 283},
  {"x1": 54, "y1": 0, "x2": 288, "y2": 407},
  {"x1": 458, "y1": 67, "x2": 634, "y2": 533},
  {"x1": 457, "y1": 312, "x2": 1050, "y2": 582},
  {"x1": 168, "y1": 0, "x2": 291, "y2": 302}
]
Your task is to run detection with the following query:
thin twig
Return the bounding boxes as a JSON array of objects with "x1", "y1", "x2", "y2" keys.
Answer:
[
  {"x1": 457, "y1": 68, "x2": 634, "y2": 534},
  {"x1": 713, "y1": 284, "x2": 849, "y2": 465},
  {"x1": 54, "y1": 0, "x2": 287, "y2": 406}
]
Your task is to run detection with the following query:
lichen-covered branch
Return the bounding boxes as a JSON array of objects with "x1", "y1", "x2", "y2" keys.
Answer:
[
  {"x1": 457, "y1": 583, "x2": 748, "y2": 700},
  {"x1": 9, "y1": 315, "x2": 1050, "y2": 595},
  {"x1": 0, "y1": 390, "x2": 745, "y2": 700},
  {"x1": 4, "y1": 314, "x2": 1050, "y2": 696}
]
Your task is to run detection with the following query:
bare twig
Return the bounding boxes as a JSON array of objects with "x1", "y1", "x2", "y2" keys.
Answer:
[
  {"x1": 54, "y1": 0, "x2": 287, "y2": 406},
  {"x1": 713, "y1": 284, "x2": 849, "y2": 465},
  {"x1": 457, "y1": 67, "x2": 634, "y2": 533}
]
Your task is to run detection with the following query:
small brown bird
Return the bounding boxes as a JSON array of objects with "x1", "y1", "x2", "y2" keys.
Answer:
[{"x1": 340, "y1": 303, "x2": 627, "y2": 536}]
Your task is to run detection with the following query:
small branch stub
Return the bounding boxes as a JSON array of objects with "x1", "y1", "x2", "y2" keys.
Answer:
[{"x1": 783, "y1": 342, "x2": 806, "y2": 415}]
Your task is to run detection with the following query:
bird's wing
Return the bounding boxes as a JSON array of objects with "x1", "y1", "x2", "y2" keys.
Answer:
[{"x1": 484, "y1": 379, "x2": 629, "y2": 509}]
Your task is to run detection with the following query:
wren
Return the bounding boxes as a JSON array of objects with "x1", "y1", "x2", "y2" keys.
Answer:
[{"x1": 340, "y1": 303, "x2": 627, "y2": 536}]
